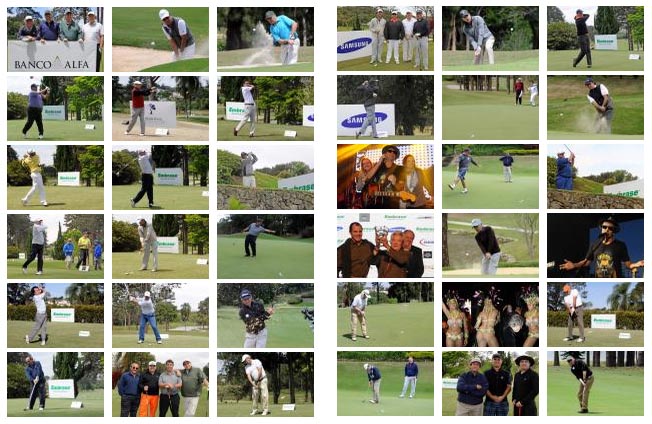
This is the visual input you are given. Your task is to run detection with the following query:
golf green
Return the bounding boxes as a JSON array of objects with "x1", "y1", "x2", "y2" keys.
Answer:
[
  {"x1": 7, "y1": 186, "x2": 104, "y2": 210},
  {"x1": 338, "y1": 361, "x2": 434, "y2": 416},
  {"x1": 112, "y1": 252, "x2": 209, "y2": 279},
  {"x1": 8, "y1": 389, "x2": 104, "y2": 417},
  {"x1": 112, "y1": 325, "x2": 209, "y2": 348},
  {"x1": 8, "y1": 321, "x2": 104, "y2": 348},
  {"x1": 7, "y1": 260, "x2": 103, "y2": 280},
  {"x1": 112, "y1": 185, "x2": 208, "y2": 210},
  {"x1": 7, "y1": 120, "x2": 104, "y2": 141}
]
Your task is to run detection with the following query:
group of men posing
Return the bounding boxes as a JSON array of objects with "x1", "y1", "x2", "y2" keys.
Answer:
[{"x1": 367, "y1": 8, "x2": 430, "y2": 69}]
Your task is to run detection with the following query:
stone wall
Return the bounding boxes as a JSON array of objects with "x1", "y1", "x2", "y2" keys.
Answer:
[
  {"x1": 218, "y1": 185, "x2": 314, "y2": 210},
  {"x1": 548, "y1": 189, "x2": 644, "y2": 209}
]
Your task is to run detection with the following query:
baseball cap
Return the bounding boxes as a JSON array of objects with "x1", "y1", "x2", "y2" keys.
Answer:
[
  {"x1": 460, "y1": 9, "x2": 470, "y2": 18},
  {"x1": 265, "y1": 11, "x2": 276, "y2": 19},
  {"x1": 27, "y1": 148, "x2": 35, "y2": 154},
  {"x1": 148, "y1": 361, "x2": 156, "y2": 366},
  {"x1": 139, "y1": 149, "x2": 147, "y2": 154},
  {"x1": 133, "y1": 81, "x2": 143, "y2": 86},
  {"x1": 391, "y1": 11, "x2": 398, "y2": 15},
  {"x1": 416, "y1": 9, "x2": 424, "y2": 14},
  {"x1": 492, "y1": 353, "x2": 502, "y2": 360},
  {"x1": 584, "y1": 77, "x2": 594, "y2": 85},
  {"x1": 241, "y1": 354, "x2": 251, "y2": 363},
  {"x1": 382, "y1": 145, "x2": 400, "y2": 158},
  {"x1": 44, "y1": 10, "x2": 52, "y2": 15},
  {"x1": 363, "y1": 363, "x2": 369, "y2": 370},
  {"x1": 24, "y1": 16, "x2": 33, "y2": 21},
  {"x1": 144, "y1": 291, "x2": 151, "y2": 297},
  {"x1": 159, "y1": 9, "x2": 170, "y2": 20},
  {"x1": 183, "y1": 360, "x2": 190, "y2": 365},
  {"x1": 576, "y1": 9, "x2": 583, "y2": 14},
  {"x1": 65, "y1": 9, "x2": 73, "y2": 14},
  {"x1": 469, "y1": 357, "x2": 482, "y2": 365},
  {"x1": 557, "y1": 151, "x2": 565, "y2": 155},
  {"x1": 87, "y1": 11, "x2": 95, "y2": 16},
  {"x1": 376, "y1": 8, "x2": 384, "y2": 13},
  {"x1": 471, "y1": 218, "x2": 482, "y2": 227},
  {"x1": 362, "y1": 289, "x2": 370, "y2": 297},
  {"x1": 563, "y1": 284, "x2": 571, "y2": 293},
  {"x1": 240, "y1": 289, "x2": 252, "y2": 299}
]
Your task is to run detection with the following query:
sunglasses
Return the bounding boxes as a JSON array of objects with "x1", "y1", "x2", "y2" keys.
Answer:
[
  {"x1": 386, "y1": 150, "x2": 399, "y2": 155},
  {"x1": 601, "y1": 225, "x2": 615, "y2": 231},
  {"x1": 131, "y1": 366, "x2": 139, "y2": 370}
]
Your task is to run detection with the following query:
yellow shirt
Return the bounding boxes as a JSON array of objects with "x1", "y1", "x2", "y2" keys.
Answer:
[
  {"x1": 78, "y1": 236, "x2": 92, "y2": 250},
  {"x1": 21, "y1": 155, "x2": 41, "y2": 173}
]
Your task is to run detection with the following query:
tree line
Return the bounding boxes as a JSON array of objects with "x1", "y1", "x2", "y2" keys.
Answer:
[
  {"x1": 216, "y1": 283, "x2": 313, "y2": 307},
  {"x1": 216, "y1": 214, "x2": 314, "y2": 238},
  {"x1": 552, "y1": 351, "x2": 644, "y2": 367},
  {"x1": 112, "y1": 214, "x2": 208, "y2": 254},
  {"x1": 338, "y1": 282, "x2": 433, "y2": 307},
  {"x1": 217, "y1": 149, "x2": 311, "y2": 185}
]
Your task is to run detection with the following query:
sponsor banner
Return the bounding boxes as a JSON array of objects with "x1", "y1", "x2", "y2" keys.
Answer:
[
  {"x1": 337, "y1": 31, "x2": 373, "y2": 61},
  {"x1": 603, "y1": 179, "x2": 643, "y2": 198},
  {"x1": 157, "y1": 237, "x2": 179, "y2": 254},
  {"x1": 337, "y1": 213, "x2": 434, "y2": 277},
  {"x1": 278, "y1": 173, "x2": 314, "y2": 191},
  {"x1": 226, "y1": 101, "x2": 246, "y2": 121},
  {"x1": 57, "y1": 172, "x2": 80, "y2": 186},
  {"x1": 337, "y1": 104, "x2": 395, "y2": 136},
  {"x1": 48, "y1": 379, "x2": 75, "y2": 398},
  {"x1": 155, "y1": 168, "x2": 183, "y2": 186},
  {"x1": 591, "y1": 314, "x2": 617, "y2": 329},
  {"x1": 8, "y1": 40, "x2": 97, "y2": 72},
  {"x1": 594, "y1": 34, "x2": 618, "y2": 50},
  {"x1": 442, "y1": 378, "x2": 458, "y2": 389},
  {"x1": 51, "y1": 308, "x2": 75, "y2": 323},
  {"x1": 130, "y1": 101, "x2": 177, "y2": 128},
  {"x1": 43, "y1": 105, "x2": 65, "y2": 120},
  {"x1": 302, "y1": 105, "x2": 315, "y2": 127}
]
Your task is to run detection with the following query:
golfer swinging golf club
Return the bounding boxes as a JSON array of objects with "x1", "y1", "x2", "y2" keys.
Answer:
[
  {"x1": 22, "y1": 84, "x2": 49, "y2": 139},
  {"x1": 131, "y1": 149, "x2": 156, "y2": 208},
  {"x1": 138, "y1": 218, "x2": 158, "y2": 271},
  {"x1": 565, "y1": 352, "x2": 594, "y2": 414},
  {"x1": 584, "y1": 78, "x2": 614, "y2": 134},
  {"x1": 124, "y1": 81, "x2": 157, "y2": 136},
  {"x1": 448, "y1": 148, "x2": 479, "y2": 194},
  {"x1": 25, "y1": 284, "x2": 47, "y2": 346},
  {"x1": 472, "y1": 218, "x2": 501, "y2": 275},
  {"x1": 364, "y1": 362, "x2": 382, "y2": 404},
  {"x1": 355, "y1": 79, "x2": 380, "y2": 139},
  {"x1": 460, "y1": 9, "x2": 495, "y2": 65},
  {"x1": 159, "y1": 9, "x2": 195, "y2": 61},
  {"x1": 233, "y1": 80, "x2": 256, "y2": 137},
  {"x1": 239, "y1": 289, "x2": 275, "y2": 348},
  {"x1": 242, "y1": 218, "x2": 276, "y2": 257},
  {"x1": 242, "y1": 354, "x2": 269, "y2": 416},
  {"x1": 20, "y1": 149, "x2": 48, "y2": 206},
  {"x1": 22, "y1": 218, "x2": 47, "y2": 275},
  {"x1": 350, "y1": 289, "x2": 371, "y2": 341},
  {"x1": 24, "y1": 354, "x2": 46, "y2": 411},
  {"x1": 130, "y1": 290, "x2": 163, "y2": 344},
  {"x1": 265, "y1": 10, "x2": 300, "y2": 65}
]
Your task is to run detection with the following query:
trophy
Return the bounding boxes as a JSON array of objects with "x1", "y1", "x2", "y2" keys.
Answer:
[{"x1": 374, "y1": 226, "x2": 389, "y2": 247}]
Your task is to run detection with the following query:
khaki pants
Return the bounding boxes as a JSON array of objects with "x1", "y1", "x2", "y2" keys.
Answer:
[
  {"x1": 183, "y1": 396, "x2": 199, "y2": 416},
  {"x1": 252, "y1": 378, "x2": 269, "y2": 412},
  {"x1": 456, "y1": 401, "x2": 483, "y2": 416},
  {"x1": 371, "y1": 379, "x2": 381, "y2": 403},
  {"x1": 568, "y1": 306, "x2": 585, "y2": 338},
  {"x1": 577, "y1": 375, "x2": 594, "y2": 409},
  {"x1": 350, "y1": 311, "x2": 367, "y2": 338}
]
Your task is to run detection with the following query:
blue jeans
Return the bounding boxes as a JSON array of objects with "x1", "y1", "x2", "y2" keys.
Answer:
[{"x1": 139, "y1": 313, "x2": 161, "y2": 341}]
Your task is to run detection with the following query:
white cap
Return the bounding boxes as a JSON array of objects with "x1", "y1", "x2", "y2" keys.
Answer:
[
  {"x1": 148, "y1": 361, "x2": 156, "y2": 366},
  {"x1": 362, "y1": 289, "x2": 370, "y2": 297},
  {"x1": 27, "y1": 148, "x2": 35, "y2": 154},
  {"x1": 241, "y1": 354, "x2": 251, "y2": 363},
  {"x1": 363, "y1": 363, "x2": 369, "y2": 370},
  {"x1": 133, "y1": 80, "x2": 143, "y2": 86},
  {"x1": 87, "y1": 10, "x2": 95, "y2": 16},
  {"x1": 376, "y1": 8, "x2": 383, "y2": 13},
  {"x1": 471, "y1": 218, "x2": 482, "y2": 227},
  {"x1": 24, "y1": 15, "x2": 33, "y2": 21},
  {"x1": 159, "y1": 9, "x2": 170, "y2": 20},
  {"x1": 144, "y1": 291, "x2": 151, "y2": 297}
]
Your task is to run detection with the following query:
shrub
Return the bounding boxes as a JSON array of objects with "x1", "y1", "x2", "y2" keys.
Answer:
[{"x1": 547, "y1": 22, "x2": 579, "y2": 50}]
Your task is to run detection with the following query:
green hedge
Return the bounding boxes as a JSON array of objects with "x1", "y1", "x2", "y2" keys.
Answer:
[
  {"x1": 7, "y1": 246, "x2": 20, "y2": 259},
  {"x1": 8, "y1": 305, "x2": 104, "y2": 323},
  {"x1": 548, "y1": 310, "x2": 643, "y2": 330}
]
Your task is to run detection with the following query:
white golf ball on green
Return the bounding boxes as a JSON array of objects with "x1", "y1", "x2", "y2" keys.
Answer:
[{"x1": 150, "y1": 41, "x2": 156, "y2": 46}]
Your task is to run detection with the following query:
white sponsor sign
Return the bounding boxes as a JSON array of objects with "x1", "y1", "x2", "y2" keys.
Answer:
[
  {"x1": 337, "y1": 104, "x2": 395, "y2": 136},
  {"x1": 8, "y1": 40, "x2": 97, "y2": 72},
  {"x1": 302, "y1": 105, "x2": 315, "y2": 127},
  {"x1": 225, "y1": 101, "x2": 247, "y2": 121},
  {"x1": 157, "y1": 237, "x2": 179, "y2": 253},
  {"x1": 48, "y1": 379, "x2": 75, "y2": 398},
  {"x1": 603, "y1": 179, "x2": 643, "y2": 198},
  {"x1": 130, "y1": 101, "x2": 177, "y2": 128},
  {"x1": 43, "y1": 105, "x2": 65, "y2": 120},
  {"x1": 51, "y1": 308, "x2": 75, "y2": 323},
  {"x1": 155, "y1": 168, "x2": 183, "y2": 186},
  {"x1": 337, "y1": 31, "x2": 374, "y2": 61},
  {"x1": 594, "y1": 34, "x2": 618, "y2": 50},
  {"x1": 442, "y1": 378, "x2": 457, "y2": 389},
  {"x1": 278, "y1": 173, "x2": 314, "y2": 191},
  {"x1": 58, "y1": 172, "x2": 80, "y2": 186},
  {"x1": 591, "y1": 314, "x2": 617, "y2": 329}
]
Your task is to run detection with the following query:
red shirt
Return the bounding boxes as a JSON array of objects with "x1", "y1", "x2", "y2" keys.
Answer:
[
  {"x1": 131, "y1": 88, "x2": 147, "y2": 108},
  {"x1": 514, "y1": 81, "x2": 524, "y2": 91}
]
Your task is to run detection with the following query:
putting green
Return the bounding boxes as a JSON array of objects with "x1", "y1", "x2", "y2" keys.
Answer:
[
  {"x1": 8, "y1": 389, "x2": 104, "y2": 417},
  {"x1": 112, "y1": 185, "x2": 208, "y2": 210},
  {"x1": 7, "y1": 186, "x2": 104, "y2": 210},
  {"x1": 7, "y1": 260, "x2": 103, "y2": 280},
  {"x1": 547, "y1": 326, "x2": 644, "y2": 348},
  {"x1": 8, "y1": 321, "x2": 104, "y2": 348},
  {"x1": 111, "y1": 252, "x2": 209, "y2": 279}
]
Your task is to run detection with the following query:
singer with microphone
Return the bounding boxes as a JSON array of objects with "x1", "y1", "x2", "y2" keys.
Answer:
[{"x1": 558, "y1": 216, "x2": 644, "y2": 278}]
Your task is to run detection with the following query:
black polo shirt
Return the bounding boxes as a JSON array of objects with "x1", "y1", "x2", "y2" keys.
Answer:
[
  {"x1": 484, "y1": 367, "x2": 512, "y2": 399},
  {"x1": 569, "y1": 360, "x2": 592, "y2": 379}
]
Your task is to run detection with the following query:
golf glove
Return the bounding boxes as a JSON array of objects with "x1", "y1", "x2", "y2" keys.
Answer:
[{"x1": 34, "y1": 377, "x2": 39, "y2": 384}]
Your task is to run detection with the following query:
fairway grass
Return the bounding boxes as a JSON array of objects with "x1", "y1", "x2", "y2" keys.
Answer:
[
  {"x1": 112, "y1": 325, "x2": 209, "y2": 348},
  {"x1": 217, "y1": 47, "x2": 314, "y2": 72},
  {"x1": 7, "y1": 120, "x2": 104, "y2": 141},
  {"x1": 547, "y1": 363, "x2": 643, "y2": 415},
  {"x1": 112, "y1": 252, "x2": 209, "y2": 279},
  {"x1": 217, "y1": 396, "x2": 313, "y2": 417},
  {"x1": 338, "y1": 361, "x2": 434, "y2": 416},
  {"x1": 217, "y1": 306, "x2": 313, "y2": 348},
  {"x1": 217, "y1": 120, "x2": 314, "y2": 141},
  {"x1": 111, "y1": 389, "x2": 208, "y2": 417},
  {"x1": 8, "y1": 389, "x2": 104, "y2": 417},
  {"x1": 547, "y1": 326, "x2": 644, "y2": 348},
  {"x1": 337, "y1": 303, "x2": 434, "y2": 347},
  {"x1": 7, "y1": 260, "x2": 103, "y2": 280},
  {"x1": 548, "y1": 46, "x2": 644, "y2": 72},
  {"x1": 442, "y1": 50, "x2": 539, "y2": 71},
  {"x1": 8, "y1": 321, "x2": 104, "y2": 348},
  {"x1": 442, "y1": 387, "x2": 538, "y2": 416},
  {"x1": 442, "y1": 155, "x2": 538, "y2": 209},
  {"x1": 142, "y1": 58, "x2": 209, "y2": 72},
  {"x1": 217, "y1": 234, "x2": 314, "y2": 279},
  {"x1": 112, "y1": 185, "x2": 208, "y2": 210},
  {"x1": 337, "y1": 42, "x2": 434, "y2": 71},
  {"x1": 7, "y1": 186, "x2": 104, "y2": 210}
]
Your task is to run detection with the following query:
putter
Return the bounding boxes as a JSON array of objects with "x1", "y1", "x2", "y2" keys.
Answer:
[{"x1": 24, "y1": 381, "x2": 37, "y2": 411}]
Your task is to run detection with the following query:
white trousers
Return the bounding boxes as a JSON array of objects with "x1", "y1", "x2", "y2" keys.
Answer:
[
  {"x1": 281, "y1": 39, "x2": 300, "y2": 65},
  {"x1": 24, "y1": 172, "x2": 47, "y2": 203}
]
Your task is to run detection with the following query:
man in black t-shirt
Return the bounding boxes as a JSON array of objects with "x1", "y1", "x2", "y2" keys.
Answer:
[
  {"x1": 566, "y1": 355, "x2": 594, "y2": 413},
  {"x1": 484, "y1": 354, "x2": 512, "y2": 416}
]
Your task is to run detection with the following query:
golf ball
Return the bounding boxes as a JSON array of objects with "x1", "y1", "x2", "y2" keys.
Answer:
[
  {"x1": 150, "y1": 41, "x2": 156, "y2": 46},
  {"x1": 278, "y1": 272, "x2": 284, "y2": 277},
  {"x1": 470, "y1": 134, "x2": 475, "y2": 138},
  {"x1": 559, "y1": 113, "x2": 564, "y2": 116}
]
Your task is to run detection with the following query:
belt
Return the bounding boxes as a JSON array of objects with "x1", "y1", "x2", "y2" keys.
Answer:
[{"x1": 245, "y1": 103, "x2": 255, "y2": 105}]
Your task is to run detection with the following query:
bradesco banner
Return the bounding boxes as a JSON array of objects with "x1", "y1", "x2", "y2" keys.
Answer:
[
  {"x1": 57, "y1": 172, "x2": 80, "y2": 186},
  {"x1": 337, "y1": 31, "x2": 373, "y2": 61},
  {"x1": 8, "y1": 40, "x2": 97, "y2": 72},
  {"x1": 157, "y1": 237, "x2": 179, "y2": 253},
  {"x1": 155, "y1": 168, "x2": 183, "y2": 186},
  {"x1": 591, "y1": 314, "x2": 617, "y2": 329},
  {"x1": 130, "y1": 101, "x2": 177, "y2": 128},
  {"x1": 278, "y1": 173, "x2": 314, "y2": 191},
  {"x1": 225, "y1": 102, "x2": 246, "y2": 121},
  {"x1": 302, "y1": 105, "x2": 314, "y2": 127},
  {"x1": 48, "y1": 380, "x2": 75, "y2": 398},
  {"x1": 603, "y1": 179, "x2": 644, "y2": 198},
  {"x1": 43, "y1": 105, "x2": 65, "y2": 120},
  {"x1": 337, "y1": 104, "x2": 395, "y2": 136},
  {"x1": 594, "y1": 35, "x2": 618, "y2": 50},
  {"x1": 51, "y1": 308, "x2": 75, "y2": 323}
]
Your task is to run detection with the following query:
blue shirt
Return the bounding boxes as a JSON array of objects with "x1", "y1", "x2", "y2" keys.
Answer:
[
  {"x1": 557, "y1": 157, "x2": 572, "y2": 178},
  {"x1": 456, "y1": 371, "x2": 489, "y2": 405},
  {"x1": 63, "y1": 242, "x2": 74, "y2": 256},
  {"x1": 246, "y1": 223, "x2": 268, "y2": 236},
  {"x1": 25, "y1": 361, "x2": 45, "y2": 382},
  {"x1": 269, "y1": 15, "x2": 297, "y2": 45},
  {"x1": 499, "y1": 155, "x2": 514, "y2": 166},
  {"x1": 405, "y1": 362, "x2": 419, "y2": 377},
  {"x1": 28, "y1": 91, "x2": 44, "y2": 109},
  {"x1": 367, "y1": 366, "x2": 381, "y2": 381},
  {"x1": 39, "y1": 21, "x2": 60, "y2": 40},
  {"x1": 118, "y1": 372, "x2": 141, "y2": 396},
  {"x1": 94, "y1": 244, "x2": 102, "y2": 258}
]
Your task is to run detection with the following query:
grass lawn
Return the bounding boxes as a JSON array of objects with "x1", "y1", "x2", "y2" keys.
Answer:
[
  {"x1": 142, "y1": 58, "x2": 209, "y2": 72},
  {"x1": 112, "y1": 252, "x2": 208, "y2": 279},
  {"x1": 7, "y1": 186, "x2": 104, "y2": 210},
  {"x1": 442, "y1": 155, "x2": 538, "y2": 209},
  {"x1": 337, "y1": 303, "x2": 433, "y2": 347},
  {"x1": 7, "y1": 260, "x2": 103, "y2": 280},
  {"x1": 217, "y1": 305, "x2": 313, "y2": 348},
  {"x1": 112, "y1": 324, "x2": 209, "y2": 348},
  {"x1": 217, "y1": 393, "x2": 313, "y2": 417},
  {"x1": 217, "y1": 120, "x2": 314, "y2": 142},
  {"x1": 216, "y1": 234, "x2": 313, "y2": 279},
  {"x1": 442, "y1": 50, "x2": 539, "y2": 71},
  {"x1": 548, "y1": 75, "x2": 644, "y2": 139},
  {"x1": 8, "y1": 389, "x2": 104, "y2": 417},
  {"x1": 337, "y1": 42, "x2": 434, "y2": 71},
  {"x1": 548, "y1": 40, "x2": 644, "y2": 71},
  {"x1": 111, "y1": 388, "x2": 208, "y2": 417},
  {"x1": 442, "y1": 387, "x2": 539, "y2": 415},
  {"x1": 217, "y1": 47, "x2": 314, "y2": 72},
  {"x1": 112, "y1": 185, "x2": 208, "y2": 210},
  {"x1": 547, "y1": 362, "x2": 643, "y2": 415},
  {"x1": 112, "y1": 8, "x2": 209, "y2": 49},
  {"x1": 7, "y1": 120, "x2": 104, "y2": 141},
  {"x1": 547, "y1": 326, "x2": 644, "y2": 348},
  {"x1": 7, "y1": 321, "x2": 104, "y2": 348},
  {"x1": 338, "y1": 361, "x2": 434, "y2": 416},
  {"x1": 338, "y1": 134, "x2": 434, "y2": 141},
  {"x1": 442, "y1": 86, "x2": 538, "y2": 140}
]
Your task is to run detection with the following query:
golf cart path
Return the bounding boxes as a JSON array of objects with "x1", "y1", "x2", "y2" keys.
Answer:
[
  {"x1": 112, "y1": 113, "x2": 209, "y2": 141},
  {"x1": 112, "y1": 46, "x2": 208, "y2": 71}
]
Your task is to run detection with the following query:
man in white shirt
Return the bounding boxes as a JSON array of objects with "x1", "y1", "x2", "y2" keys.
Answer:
[
  {"x1": 350, "y1": 289, "x2": 371, "y2": 341},
  {"x1": 138, "y1": 219, "x2": 158, "y2": 272},
  {"x1": 131, "y1": 149, "x2": 156, "y2": 208},
  {"x1": 401, "y1": 10, "x2": 416, "y2": 63},
  {"x1": 242, "y1": 354, "x2": 269, "y2": 416},
  {"x1": 26, "y1": 284, "x2": 48, "y2": 345},
  {"x1": 159, "y1": 9, "x2": 195, "y2": 61},
  {"x1": 82, "y1": 10, "x2": 103, "y2": 71},
  {"x1": 368, "y1": 8, "x2": 386, "y2": 66},
  {"x1": 563, "y1": 284, "x2": 585, "y2": 342},
  {"x1": 22, "y1": 218, "x2": 47, "y2": 275},
  {"x1": 234, "y1": 80, "x2": 256, "y2": 137}
]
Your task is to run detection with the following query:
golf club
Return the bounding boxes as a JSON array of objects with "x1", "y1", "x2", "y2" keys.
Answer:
[
  {"x1": 24, "y1": 381, "x2": 37, "y2": 411},
  {"x1": 417, "y1": 35, "x2": 423, "y2": 71},
  {"x1": 564, "y1": 144, "x2": 575, "y2": 156}
]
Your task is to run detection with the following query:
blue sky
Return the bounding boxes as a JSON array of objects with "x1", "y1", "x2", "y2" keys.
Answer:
[
  {"x1": 582, "y1": 281, "x2": 638, "y2": 309},
  {"x1": 560, "y1": 6, "x2": 597, "y2": 25},
  {"x1": 548, "y1": 144, "x2": 644, "y2": 178}
]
